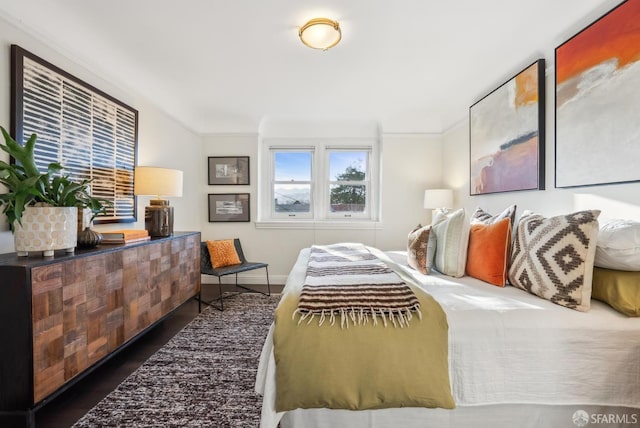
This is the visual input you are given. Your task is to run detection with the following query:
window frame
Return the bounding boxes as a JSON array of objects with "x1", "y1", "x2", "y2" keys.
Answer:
[
  {"x1": 270, "y1": 149, "x2": 314, "y2": 220},
  {"x1": 325, "y1": 148, "x2": 371, "y2": 220},
  {"x1": 259, "y1": 138, "x2": 379, "y2": 224}
]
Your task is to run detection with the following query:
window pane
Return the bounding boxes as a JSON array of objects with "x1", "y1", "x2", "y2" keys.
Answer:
[
  {"x1": 274, "y1": 184, "x2": 311, "y2": 213},
  {"x1": 330, "y1": 184, "x2": 366, "y2": 212},
  {"x1": 329, "y1": 151, "x2": 366, "y2": 181},
  {"x1": 275, "y1": 152, "x2": 311, "y2": 181}
]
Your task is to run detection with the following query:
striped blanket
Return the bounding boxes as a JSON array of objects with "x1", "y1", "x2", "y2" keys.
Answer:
[{"x1": 294, "y1": 243, "x2": 421, "y2": 328}]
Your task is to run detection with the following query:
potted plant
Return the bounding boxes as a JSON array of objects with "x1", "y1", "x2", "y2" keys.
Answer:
[{"x1": 0, "y1": 126, "x2": 110, "y2": 256}]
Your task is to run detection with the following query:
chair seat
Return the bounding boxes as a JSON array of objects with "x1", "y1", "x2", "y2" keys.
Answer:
[{"x1": 203, "y1": 261, "x2": 268, "y2": 277}]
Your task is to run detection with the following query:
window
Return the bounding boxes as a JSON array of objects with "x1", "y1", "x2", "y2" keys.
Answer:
[
  {"x1": 328, "y1": 150, "x2": 369, "y2": 218},
  {"x1": 273, "y1": 151, "x2": 313, "y2": 218},
  {"x1": 260, "y1": 139, "x2": 379, "y2": 224}
]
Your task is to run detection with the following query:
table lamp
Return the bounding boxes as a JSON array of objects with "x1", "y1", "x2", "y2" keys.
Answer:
[
  {"x1": 424, "y1": 188, "x2": 453, "y2": 220},
  {"x1": 134, "y1": 166, "x2": 183, "y2": 237}
]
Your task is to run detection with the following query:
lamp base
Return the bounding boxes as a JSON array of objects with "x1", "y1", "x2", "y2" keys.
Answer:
[{"x1": 145, "y1": 200, "x2": 174, "y2": 237}]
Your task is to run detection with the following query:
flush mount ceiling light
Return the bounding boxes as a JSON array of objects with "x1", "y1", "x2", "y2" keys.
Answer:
[{"x1": 299, "y1": 17, "x2": 341, "y2": 51}]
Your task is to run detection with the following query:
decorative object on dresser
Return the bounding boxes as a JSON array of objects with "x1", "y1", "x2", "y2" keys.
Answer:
[
  {"x1": 10, "y1": 45, "x2": 138, "y2": 224},
  {"x1": 469, "y1": 59, "x2": 545, "y2": 195},
  {"x1": 134, "y1": 166, "x2": 183, "y2": 237},
  {"x1": 555, "y1": 0, "x2": 640, "y2": 188},
  {"x1": 0, "y1": 127, "x2": 110, "y2": 257},
  {"x1": 208, "y1": 193, "x2": 250, "y2": 222},
  {"x1": 0, "y1": 231, "x2": 201, "y2": 428},
  {"x1": 99, "y1": 229, "x2": 150, "y2": 244},
  {"x1": 208, "y1": 156, "x2": 250, "y2": 185},
  {"x1": 76, "y1": 226, "x2": 103, "y2": 248}
]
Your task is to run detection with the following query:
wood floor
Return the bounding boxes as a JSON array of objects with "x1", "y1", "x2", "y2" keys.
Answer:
[{"x1": 35, "y1": 283, "x2": 278, "y2": 428}]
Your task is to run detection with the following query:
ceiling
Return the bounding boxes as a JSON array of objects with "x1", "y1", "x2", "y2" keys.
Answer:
[{"x1": 0, "y1": 0, "x2": 620, "y2": 134}]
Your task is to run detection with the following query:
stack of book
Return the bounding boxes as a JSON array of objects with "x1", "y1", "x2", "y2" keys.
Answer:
[{"x1": 100, "y1": 229, "x2": 150, "y2": 244}]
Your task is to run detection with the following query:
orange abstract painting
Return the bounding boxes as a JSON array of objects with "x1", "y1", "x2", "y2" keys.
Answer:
[
  {"x1": 469, "y1": 60, "x2": 545, "y2": 195},
  {"x1": 556, "y1": 0, "x2": 640, "y2": 85},
  {"x1": 555, "y1": 0, "x2": 640, "y2": 188}
]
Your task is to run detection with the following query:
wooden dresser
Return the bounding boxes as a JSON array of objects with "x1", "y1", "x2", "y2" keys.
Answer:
[{"x1": 0, "y1": 231, "x2": 201, "y2": 427}]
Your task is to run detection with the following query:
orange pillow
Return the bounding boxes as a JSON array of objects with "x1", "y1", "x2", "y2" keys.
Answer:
[
  {"x1": 206, "y1": 239, "x2": 241, "y2": 268},
  {"x1": 466, "y1": 218, "x2": 511, "y2": 286}
]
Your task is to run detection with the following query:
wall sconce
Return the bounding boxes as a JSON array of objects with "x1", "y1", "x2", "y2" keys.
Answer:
[
  {"x1": 299, "y1": 18, "x2": 342, "y2": 50},
  {"x1": 424, "y1": 188, "x2": 454, "y2": 217},
  {"x1": 134, "y1": 166, "x2": 183, "y2": 237}
]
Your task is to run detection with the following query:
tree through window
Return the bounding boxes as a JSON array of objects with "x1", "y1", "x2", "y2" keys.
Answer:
[{"x1": 329, "y1": 151, "x2": 368, "y2": 216}]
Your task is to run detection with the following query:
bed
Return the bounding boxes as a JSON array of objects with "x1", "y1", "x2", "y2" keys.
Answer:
[{"x1": 256, "y1": 246, "x2": 640, "y2": 428}]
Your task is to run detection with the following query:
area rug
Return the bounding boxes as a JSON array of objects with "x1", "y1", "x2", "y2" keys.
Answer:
[{"x1": 73, "y1": 293, "x2": 280, "y2": 428}]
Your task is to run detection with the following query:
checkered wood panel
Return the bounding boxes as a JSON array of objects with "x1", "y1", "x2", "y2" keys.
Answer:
[{"x1": 31, "y1": 233, "x2": 200, "y2": 403}]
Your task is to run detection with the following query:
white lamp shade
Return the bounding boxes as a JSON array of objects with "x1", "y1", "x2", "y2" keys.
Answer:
[
  {"x1": 134, "y1": 166, "x2": 183, "y2": 198},
  {"x1": 424, "y1": 189, "x2": 453, "y2": 209}
]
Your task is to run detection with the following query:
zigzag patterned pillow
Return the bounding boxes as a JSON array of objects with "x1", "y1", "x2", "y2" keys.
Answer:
[
  {"x1": 508, "y1": 210, "x2": 600, "y2": 311},
  {"x1": 471, "y1": 205, "x2": 517, "y2": 226}
]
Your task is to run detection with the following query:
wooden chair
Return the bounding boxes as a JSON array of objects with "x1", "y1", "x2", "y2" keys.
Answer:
[{"x1": 198, "y1": 239, "x2": 270, "y2": 311}]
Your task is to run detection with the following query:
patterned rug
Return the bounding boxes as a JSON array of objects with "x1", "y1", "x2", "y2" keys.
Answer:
[{"x1": 73, "y1": 293, "x2": 280, "y2": 428}]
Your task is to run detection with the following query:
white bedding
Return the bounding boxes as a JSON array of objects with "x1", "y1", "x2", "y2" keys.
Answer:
[{"x1": 256, "y1": 248, "x2": 640, "y2": 428}]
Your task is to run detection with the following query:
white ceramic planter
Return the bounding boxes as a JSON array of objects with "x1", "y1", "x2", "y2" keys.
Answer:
[{"x1": 14, "y1": 206, "x2": 78, "y2": 257}]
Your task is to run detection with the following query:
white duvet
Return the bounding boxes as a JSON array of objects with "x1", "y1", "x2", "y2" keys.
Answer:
[{"x1": 256, "y1": 248, "x2": 640, "y2": 428}]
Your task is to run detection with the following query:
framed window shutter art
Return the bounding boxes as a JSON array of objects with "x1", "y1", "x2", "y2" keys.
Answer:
[{"x1": 10, "y1": 45, "x2": 138, "y2": 223}]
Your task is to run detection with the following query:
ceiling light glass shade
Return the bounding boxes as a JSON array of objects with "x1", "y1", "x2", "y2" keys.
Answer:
[{"x1": 299, "y1": 18, "x2": 341, "y2": 50}]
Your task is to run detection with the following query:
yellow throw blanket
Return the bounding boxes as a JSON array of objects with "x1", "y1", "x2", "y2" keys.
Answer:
[{"x1": 274, "y1": 248, "x2": 454, "y2": 412}]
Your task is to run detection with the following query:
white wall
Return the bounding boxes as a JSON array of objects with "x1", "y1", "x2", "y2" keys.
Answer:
[
  {"x1": 0, "y1": 15, "x2": 201, "y2": 253},
  {"x1": 0, "y1": 13, "x2": 444, "y2": 285},
  {"x1": 441, "y1": 0, "x2": 639, "y2": 223},
  {"x1": 201, "y1": 131, "x2": 443, "y2": 284}
]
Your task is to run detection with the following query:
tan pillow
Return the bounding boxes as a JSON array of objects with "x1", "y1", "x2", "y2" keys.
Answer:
[
  {"x1": 206, "y1": 239, "x2": 241, "y2": 268},
  {"x1": 407, "y1": 224, "x2": 434, "y2": 274},
  {"x1": 592, "y1": 267, "x2": 640, "y2": 316}
]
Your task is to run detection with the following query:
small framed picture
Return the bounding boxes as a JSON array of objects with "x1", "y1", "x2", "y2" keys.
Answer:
[
  {"x1": 208, "y1": 193, "x2": 250, "y2": 222},
  {"x1": 208, "y1": 156, "x2": 250, "y2": 185}
]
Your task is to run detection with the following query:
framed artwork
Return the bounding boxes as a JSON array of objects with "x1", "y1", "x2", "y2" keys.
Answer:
[
  {"x1": 469, "y1": 59, "x2": 546, "y2": 195},
  {"x1": 208, "y1": 156, "x2": 250, "y2": 185},
  {"x1": 10, "y1": 45, "x2": 138, "y2": 224},
  {"x1": 208, "y1": 193, "x2": 250, "y2": 222},
  {"x1": 555, "y1": 0, "x2": 640, "y2": 188}
]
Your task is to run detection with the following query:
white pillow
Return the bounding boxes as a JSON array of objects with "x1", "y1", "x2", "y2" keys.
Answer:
[
  {"x1": 432, "y1": 208, "x2": 469, "y2": 277},
  {"x1": 595, "y1": 219, "x2": 640, "y2": 271}
]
